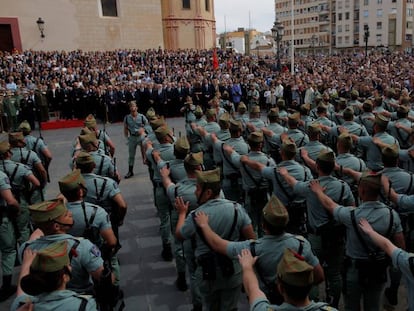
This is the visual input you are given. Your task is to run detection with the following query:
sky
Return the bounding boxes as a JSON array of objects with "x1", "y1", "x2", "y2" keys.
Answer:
[{"x1": 215, "y1": 0, "x2": 275, "y2": 34}]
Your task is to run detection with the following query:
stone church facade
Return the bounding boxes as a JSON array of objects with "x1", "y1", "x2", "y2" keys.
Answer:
[{"x1": 0, "y1": 0, "x2": 216, "y2": 52}]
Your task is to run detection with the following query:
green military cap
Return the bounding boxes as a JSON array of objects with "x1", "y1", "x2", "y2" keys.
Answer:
[
  {"x1": 351, "y1": 89, "x2": 359, "y2": 97},
  {"x1": 250, "y1": 105, "x2": 261, "y2": 113},
  {"x1": 316, "y1": 103, "x2": 328, "y2": 113},
  {"x1": 315, "y1": 94, "x2": 323, "y2": 101},
  {"x1": 338, "y1": 133, "x2": 353, "y2": 150},
  {"x1": 317, "y1": 150, "x2": 335, "y2": 163},
  {"x1": 128, "y1": 100, "x2": 137, "y2": 108},
  {"x1": 381, "y1": 143, "x2": 399, "y2": 159},
  {"x1": 281, "y1": 139, "x2": 297, "y2": 156},
  {"x1": 75, "y1": 151, "x2": 94, "y2": 166},
  {"x1": 31, "y1": 241, "x2": 70, "y2": 273},
  {"x1": 363, "y1": 99, "x2": 373, "y2": 110},
  {"x1": 84, "y1": 114, "x2": 97, "y2": 128},
  {"x1": 300, "y1": 104, "x2": 310, "y2": 114},
  {"x1": 374, "y1": 96, "x2": 382, "y2": 105},
  {"x1": 247, "y1": 131, "x2": 264, "y2": 143},
  {"x1": 149, "y1": 116, "x2": 165, "y2": 129},
  {"x1": 175, "y1": 136, "x2": 190, "y2": 153},
  {"x1": 146, "y1": 107, "x2": 156, "y2": 119},
  {"x1": 397, "y1": 105, "x2": 409, "y2": 114},
  {"x1": 359, "y1": 170, "x2": 382, "y2": 191},
  {"x1": 80, "y1": 127, "x2": 92, "y2": 135},
  {"x1": 0, "y1": 141, "x2": 10, "y2": 155},
  {"x1": 58, "y1": 169, "x2": 86, "y2": 193},
  {"x1": 29, "y1": 199, "x2": 67, "y2": 223},
  {"x1": 268, "y1": 108, "x2": 279, "y2": 118},
  {"x1": 307, "y1": 122, "x2": 321, "y2": 135},
  {"x1": 277, "y1": 98, "x2": 286, "y2": 107},
  {"x1": 262, "y1": 194, "x2": 289, "y2": 228},
  {"x1": 374, "y1": 114, "x2": 389, "y2": 128},
  {"x1": 205, "y1": 109, "x2": 216, "y2": 118},
  {"x1": 237, "y1": 102, "x2": 247, "y2": 112},
  {"x1": 343, "y1": 107, "x2": 354, "y2": 119},
  {"x1": 18, "y1": 120, "x2": 31, "y2": 132},
  {"x1": 339, "y1": 97, "x2": 347, "y2": 105},
  {"x1": 79, "y1": 132, "x2": 97, "y2": 147},
  {"x1": 387, "y1": 88, "x2": 396, "y2": 96},
  {"x1": 194, "y1": 105, "x2": 204, "y2": 117},
  {"x1": 196, "y1": 168, "x2": 221, "y2": 185},
  {"x1": 184, "y1": 152, "x2": 204, "y2": 166},
  {"x1": 219, "y1": 112, "x2": 230, "y2": 123},
  {"x1": 288, "y1": 112, "x2": 300, "y2": 122},
  {"x1": 155, "y1": 126, "x2": 171, "y2": 140},
  {"x1": 9, "y1": 132, "x2": 25, "y2": 143},
  {"x1": 229, "y1": 120, "x2": 242, "y2": 131},
  {"x1": 277, "y1": 248, "x2": 314, "y2": 287}
]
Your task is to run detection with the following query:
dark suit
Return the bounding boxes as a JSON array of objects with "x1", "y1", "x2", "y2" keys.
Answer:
[{"x1": 105, "y1": 90, "x2": 118, "y2": 123}]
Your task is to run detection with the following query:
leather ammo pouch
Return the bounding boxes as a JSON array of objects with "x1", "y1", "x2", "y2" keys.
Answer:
[
  {"x1": 248, "y1": 188, "x2": 269, "y2": 206},
  {"x1": 197, "y1": 252, "x2": 217, "y2": 280},
  {"x1": 355, "y1": 255, "x2": 390, "y2": 284},
  {"x1": 225, "y1": 173, "x2": 241, "y2": 187},
  {"x1": 193, "y1": 204, "x2": 238, "y2": 280},
  {"x1": 350, "y1": 209, "x2": 393, "y2": 284},
  {"x1": 318, "y1": 220, "x2": 345, "y2": 249}
]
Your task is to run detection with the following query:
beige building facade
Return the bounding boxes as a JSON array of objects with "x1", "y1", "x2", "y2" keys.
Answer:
[
  {"x1": 0, "y1": 0, "x2": 215, "y2": 52},
  {"x1": 275, "y1": 0, "x2": 414, "y2": 55}
]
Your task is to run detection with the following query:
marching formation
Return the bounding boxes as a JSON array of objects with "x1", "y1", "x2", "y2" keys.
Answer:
[{"x1": 1, "y1": 48, "x2": 414, "y2": 311}]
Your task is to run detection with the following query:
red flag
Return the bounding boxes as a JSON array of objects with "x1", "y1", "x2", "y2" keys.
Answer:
[{"x1": 213, "y1": 49, "x2": 219, "y2": 70}]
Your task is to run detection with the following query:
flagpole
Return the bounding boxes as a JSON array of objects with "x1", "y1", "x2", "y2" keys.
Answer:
[{"x1": 291, "y1": 0, "x2": 294, "y2": 75}]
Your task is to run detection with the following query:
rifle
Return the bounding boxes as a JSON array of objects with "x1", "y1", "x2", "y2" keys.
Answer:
[
  {"x1": 112, "y1": 157, "x2": 120, "y2": 184},
  {"x1": 94, "y1": 247, "x2": 125, "y2": 311}
]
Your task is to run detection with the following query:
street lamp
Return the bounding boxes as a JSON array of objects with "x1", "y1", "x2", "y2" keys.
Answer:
[
  {"x1": 271, "y1": 19, "x2": 284, "y2": 71},
  {"x1": 36, "y1": 17, "x2": 45, "y2": 38},
  {"x1": 364, "y1": 24, "x2": 370, "y2": 60}
]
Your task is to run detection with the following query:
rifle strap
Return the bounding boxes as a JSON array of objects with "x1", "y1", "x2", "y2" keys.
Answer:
[{"x1": 98, "y1": 155, "x2": 105, "y2": 176}]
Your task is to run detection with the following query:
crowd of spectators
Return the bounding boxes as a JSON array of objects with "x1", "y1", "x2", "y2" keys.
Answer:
[{"x1": 0, "y1": 48, "x2": 414, "y2": 130}]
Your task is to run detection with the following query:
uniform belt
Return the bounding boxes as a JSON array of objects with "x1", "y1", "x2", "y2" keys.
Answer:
[
  {"x1": 130, "y1": 133, "x2": 140, "y2": 137},
  {"x1": 153, "y1": 181, "x2": 163, "y2": 188}
]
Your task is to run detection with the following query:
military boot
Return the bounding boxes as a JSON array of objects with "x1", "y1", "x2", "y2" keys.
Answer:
[
  {"x1": 175, "y1": 272, "x2": 188, "y2": 291},
  {"x1": 0, "y1": 275, "x2": 16, "y2": 302},
  {"x1": 124, "y1": 166, "x2": 134, "y2": 179},
  {"x1": 161, "y1": 243, "x2": 173, "y2": 261}
]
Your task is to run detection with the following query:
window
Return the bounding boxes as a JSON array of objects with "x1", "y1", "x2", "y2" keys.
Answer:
[
  {"x1": 377, "y1": 21, "x2": 382, "y2": 29},
  {"x1": 205, "y1": 0, "x2": 210, "y2": 11},
  {"x1": 376, "y1": 34, "x2": 382, "y2": 43},
  {"x1": 363, "y1": 10, "x2": 369, "y2": 17},
  {"x1": 183, "y1": 0, "x2": 190, "y2": 9},
  {"x1": 377, "y1": 0, "x2": 382, "y2": 3},
  {"x1": 338, "y1": 25, "x2": 343, "y2": 33},
  {"x1": 345, "y1": 12, "x2": 350, "y2": 20},
  {"x1": 364, "y1": 0, "x2": 369, "y2": 5},
  {"x1": 338, "y1": 13, "x2": 342, "y2": 21},
  {"x1": 345, "y1": 24, "x2": 350, "y2": 32},
  {"x1": 377, "y1": 9, "x2": 383, "y2": 17},
  {"x1": 101, "y1": 0, "x2": 118, "y2": 17}
]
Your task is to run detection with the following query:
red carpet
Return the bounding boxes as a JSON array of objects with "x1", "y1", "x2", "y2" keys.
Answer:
[{"x1": 41, "y1": 119, "x2": 85, "y2": 130}]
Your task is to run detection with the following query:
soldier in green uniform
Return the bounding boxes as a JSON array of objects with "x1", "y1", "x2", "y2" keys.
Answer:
[
  {"x1": 193, "y1": 194, "x2": 324, "y2": 304},
  {"x1": 58, "y1": 169, "x2": 120, "y2": 286},
  {"x1": 9, "y1": 132, "x2": 47, "y2": 203},
  {"x1": 242, "y1": 140, "x2": 312, "y2": 235},
  {"x1": 188, "y1": 105, "x2": 206, "y2": 153},
  {"x1": 248, "y1": 106, "x2": 266, "y2": 132},
  {"x1": 12, "y1": 241, "x2": 97, "y2": 311},
  {"x1": 0, "y1": 140, "x2": 40, "y2": 244},
  {"x1": 19, "y1": 199, "x2": 105, "y2": 294},
  {"x1": 145, "y1": 125, "x2": 176, "y2": 261},
  {"x1": 225, "y1": 131, "x2": 275, "y2": 236},
  {"x1": 3, "y1": 90, "x2": 19, "y2": 131},
  {"x1": 159, "y1": 152, "x2": 203, "y2": 304},
  {"x1": 175, "y1": 168, "x2": 255, "y2": 311},
  {"x1": 79, "y1": 133, "x2": 120, "y2": 183},
  {"x1": 75, "y1": 151, "x2": 127, "y2": 252},
  {"x1": 85, "y1": 114, "x2": 116, "y2": 157},
  {"x1": 298, "y1": 123, "x2": 332, "y2": 168},
  {"x1": 123, "y1": 101, "x2": 148, "y2": 178},
  {"x1": 239, "y1": 247, "x2": 337, "y2": 311},
  {"x1": 310, "y1": 172, "x2": 405, "y2": 311},
  {"x1": 279, "y1": 150, "x2": 355, "y2": 308},
  {"x1": 0, "y1": 167, "x2": 20, "y2": 301},
  {"x1": 212, "y1": 120, "x2": 249, "y2": 202}
]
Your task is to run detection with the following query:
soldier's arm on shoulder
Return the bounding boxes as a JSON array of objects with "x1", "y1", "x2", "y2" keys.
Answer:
[{"x1": 26, "y1": 172, "x2": 40, "y2": 188}]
